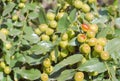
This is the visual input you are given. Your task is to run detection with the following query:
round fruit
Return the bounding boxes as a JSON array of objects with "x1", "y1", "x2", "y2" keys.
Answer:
[
  {"x1": 82, "y1": 4, "x2": 90, "y2": 13},
  {"x1": 0, "y1": 61, "x2": 6, "y2": 69},
  {"x1": 41, "y1": 34, "x2": 50, "y2": 41},
  {"x1": 89, "y1": 71, "x2": 98, "y2": 76},
  {"x1": 59, "y1": 40, "x2": 68, "y2": 49},
  {"x1": 49, "y1": 50, "x2": 56, "y2": 62},
  {"x1": 79, "y1": 43, "x2": 91, "y2": 55},
  {"x1": 60, "y1": 49, "x2": 69, "y2": 58},
  {"x1": 73, "y1": 0, "x2": 83, "y2": 9},
  {"x1": 56, "y1": 12, "x2": 64, "y2": 20},
  {"x1": 74, "y1": 72, "x2": 84, "y2": 81},
  {"x1": 46, "y1": 12, "x2": 55, "y2": 20},
  {"x1": 45, "y1": 66, "x2": 53, "y2": 74},
  {"x1": 0, "y1": 28, "x2": 9, "y2": 35},
  {"x1": 40, "y1": 73, "x2": 49, "y2": 81},
  {"x1": 52, "y1": 34, "x2": 58, "y2": 41},
  {"x1": 12, "y1": 15, "x2": 18, "y2": 21},
  {"x1": 97, "y1": 38, "x2": 107, "y2": 46},
  {"x1": 100, "y1": 51, "x2": 109, "y2": 61},
  {"x1": 49, "y1": 20, "x2": 57, "y2": 28},
  {"x1": 18, "y1": 3, "x2": 25, "y2": 8},
  {"x1": 88, "y1": 0, "x2": 96, "y2": 4},
  {"x1": 67, "y1": 28, "x2": 75, "y2": 39},
  {"x1": 5, "y1": 42, "x2": 12, "y2": 50},
  {"x1": 81, "y1": 24, "x2": 90, "y2": 32},
  {"x1": 34, "y1": 28, "x2": 41, "y2": 35},
  {"x1": 89, "y1": 24, "x2": 98, "y2": 33},
  {"x1": 87, "y1": 38, "x2": 97, "y2": 46},
  {"x1": 61, "y1": 33, "x2": 68, "y2": 41},
  {"x1": 39, "y1": 24, "x2": 48, "y2": 32},
  {"x1": 20, "y1": 0, "x2": 27, "y2": 3},
  {"x1": 77, "y1": 34, "x2": 87, "y2": 43},
  {"x1": 87, "y1": 30, "x2": 96, "y2": 38},
  {"x1": 45, "y1": 28, "x2": 54, "y2": 36},
  {"x1": 94, "y1": 44, "x2": 103, "y2": 53},
  {"x1": 43, "y1": 58, "x2": 51, "y2": 68},
  {"x1": 81, "y1": 57, "x2": 87, "y2": 64},
  {"x1": 67, "y1": 46, "x2": 75, "y2": 53},
  {"x1": 85, "y1": 13, "x2": 94, "y2": 21},
  {"x1": 4, "y1": 66, "x2": 11, "y2": 74}
]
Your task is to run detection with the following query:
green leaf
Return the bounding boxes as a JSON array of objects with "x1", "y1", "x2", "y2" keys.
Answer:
[
  {"x1": 105, "y1": 38, "x2": 120, "y2": 62},
  {"x1": 77, "y1": 58, "x2": 107, "y2": 73},
  {"x1": 23, "y1": 26, "x2": 34, "y2": 35},
  {"x1": 114, "y1": 29, "x2": 120, "y2": 37},
  {"x1": 9, "y1": 29, "x2": 21, "y2": 36},
  {"x1": 39, "y1": 8, "x2": 48, "y2": 24},
  {"x1": 2, "y1": 2, "x2": 16, "y2": 16},
  {"x1": 0, "y1": 72, "x2": 4, "y2": 80},
  {"x1": 14, "y1": 68, "x2": 41, "y2": 80},
  {"x1": 57, "y1": 13, "x2": 70, "y2": 33},
  {"x1": 115, "y1": 18, "x2": 120, "y2": 29},
  {"x1": 57, "y1": 69, "x2": 75, "y2": 81},
  {"x1": 0, "y1": 32, "x2": 6, "y2": 42},
  {"x1": 109, "y1": 67, "x2": 118, "y2": 81},
  {"x1": 28, "y1": 12, "x2": 39, "y2": 19},
  {"x1": 51, "y1": 54, "x2": 83, "y2": 74},
  {"x1": 69, "y1": 9, "x2": 76, "y2": 22},
  {"x1": 68, "y1": 37, "x2": 78, "y2": 46},
  {"x1": 31, "y1": 41, "x2": 54, "y2": 55}
]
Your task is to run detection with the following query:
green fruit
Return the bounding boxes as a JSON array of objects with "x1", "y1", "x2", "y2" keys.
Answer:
[
  {"x1": 49, "y1": 50, "x2": 56, "y2": 62},
  {"x1": 89, "y1": 71, "x2": 98, "y2": 76},
  {"x1": 40, "y1": 73, "x2": 49, "y2": 81},
  {"x1": 45, "y1": 28, "x2": 54, "y2": 36},
  {"x1": 77, "y1": 34, "x2": 87, "y2": 43},
  {"x1": 52, "y1": 34, "x2": 58, "y2": 41},
  {"x1": 0, "y1": 28, "x2": 9, "y2": 35},
  {"x1": 74, "y1": 72, "x2": 84, "y2": 81},
  {"x1": 73, "y1": 0, "x2": 83, "y2": 9},
  {"x1": 43, "y1": 58, "x2": 51, "y2": 68},
  {"x1": 34, "y1": 28, "x2": 41, "y2": 35},
  {"x1": 5, "y1": 42, "x2": 12, "y2": 50},
  {"x1": 49, "y1": 20, "x2": 57, "y2": 28},
  {"x1": 59, "y1": 40, "x2": 68, "y2": 49},
  {"x1": 100, "y1": 51, "x2": 109, "y2": 61},
  {"x1": 89, "y1": 24, "x2": 98, "y2": 33},
  {"x1": 87, "y1": 38, "x2": 97, "y2": 46},
  {"x1": 85, "y1": 13, "x2": 94, "y2": 21},
  {"x1": 87, "y1": 30, "x2": 96, "y2": 38},
  {"x1": 18, "y1": 3, "x2": 25, "y2": 8},
  {"x1": 79, "y1": 43, "x2": 91, "y2": 55},
  {"x1": 46, "y1": 12, "x2": 55, "y2": 20},
  {"x1": 20, "y1": 0, "x2": 27, "y2": 3},
  {"x1": 81, "y1": 57, "x2": 87, "y2": 64},
  {"x1": 67, "y1": 28, "x2": 75, "y2": 39},
  {"x1": 39, "y1": 24, "x2": 48, "y2": 32},
  {"x1": 0, "y1": 61, "x2": 6, "y2": 69},
  {"x1": 67, "y1": 46, "x2": 75, "y2": 53},
  {"x1": 45, "y1": 66, "x2": 53, "y2": 74},
  {"x1": 12, "y1": 15, "x2": 18, "y2": 21},
  {"x1": 41, "y1": 34, "x2": 50, "y2": 41},
  {"x1": 94, "y1": 44, "x2": 103, "y2": 53},
  {"x1": 4, "y1": 66, "x2": 11, "y2": 74},
  {"x1": 56, "y1": 12, "x2": 64, "y2": 20},
  {"x1": 61, "y1": 33, "x2": 68, "y2": 41},
  {"x1": 82, "y1": 4, "x2": 90, "y2": 13},
  {"x1": 97, "y1": 38, "x2": 107, "y2": 46},
  {"x1": 60, "y1": 49, "x2": 69, "y2": 58}
]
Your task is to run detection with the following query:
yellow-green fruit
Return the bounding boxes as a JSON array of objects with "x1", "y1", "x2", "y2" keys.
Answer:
[
  {"x1": 43, "y1": 58, "x2": 51, "y2": 68},
  {"x1": 85, "y1": 13, "x2": 94, "y2": 21},
  {"x1": 56, "y1": 12, "x2": 64, "y2": 20},
  {"x1": 81, "y1": 57, "x2": 87, "y2": 64},
  {"x1": 82, "y1": 4, "x2": 90, "y2": 13},
  {"x1": 87, "y1": 30, "x2": 96, "y2": 38},
  {"x1": 59, "y1": 40, "x2": 68, "y2": 49},
  {"x1": 52, "y1": 34, "x2": 58, "y2": 41},
  {"x1": 18, "y1": 3, "x2": 25, "y2": 8},
  {"x1": 88, "y1": 0, "x2": 96, "y2": 3},
  {"x1": 49, "y1": 50, "x2": 56, "y2": 62},
  {"x1": 40, "y1": 73, "x2": 49, "y2": 81},
  {"x1": 20, "y1": 0, "x2": 27, "y2": 3},
  {"x1": 45, "y1": 28, "x2": 54, "y2": 36},
  {"x1": 0, "y1": 61, "x2": 6, "y2": 69},
  {"x1": 87, "y1": 38, "x2": 97, "y2": 46},
  {"x1": 74, "y1": 72, "x2": 84, "y2": 81},
  {"x1": 79, "y1": 44, "x2": 91, "y2": 55},
  {"x1": 49, "y1": 20, "x2": 57, "y2": 28},
  {"x1": 89, "y1": 71, "x2": 98, "y2": 76},
  {"x1": 41, "y1": 34, "x2": 50, "y2": 41},
  {"x1": 39, "y1": 24, "x2": 48, "y2": 32},
  {"x1": 12, "y1": 15, "x2": 18, "y2": 21},
  {"x1": 67, "y1": 28, "x2": 75, "y2": 39},
  {"x1": 67, "y1": 46, "x2": 75, "y2": 53},
  {"x1": 34, "y1": 28, "x2": 41, "y2": 35},
  {"x1": 46, "y1": 12, "x2": 55, "y2": 20},
  {"x1": 77, "y1": 34, "x2": 87, "y2": 43},
  {"x1": 97, "y1": 38, "x2": 107, "y2": 46},
  {"x1": 61, "y1": 33, "x2": 68, "y2": 41},
  {"x1": 100, "y1": 51, "x2": 110, "y2": 61},
  {"x1": 73, "y1": 0, "x2": 83, "y2": 9},
  {"x1": 5, "y1": 42, "x2": 12, "y2": 50},
  {"x1": 4, "y1": 66, "x2": 11, "y2": 74},
  {"x1": 89, "y1": 24, "x2": 98, "y2": 33},
  {"x1": 60, "y1": 49, "x2": 69, "y2": 58},
  {"x1": 0, "y1": 28, "x2": 9, "y2": 35},
  {"x1": 45, "y1": 66, "x2": 53, "y2": 74},
  {"x1": 94, "y1": 44, "x2": 103, "y2": 53}
]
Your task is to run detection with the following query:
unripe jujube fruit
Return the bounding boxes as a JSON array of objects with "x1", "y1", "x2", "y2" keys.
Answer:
[
  {"x1": 87, "y1": 38, "x2": 97, "y2": 46},
  {"x1": 41, "y1": 34, "x2": 50, "y2": 41},
  {"x1": 0, "y1": 28, "x2": 9, "y2": 35},
  {"x1": 4, "y1": 66, "x2": 11, "y2": 74},
  {"x1": 45, "y1": 28, "x2": 54, "y2": 36},
  {"x1": 0, "y1": 61, "x2": 6, "y2": 69},
  {"x1": 56, "y1": 12, "x2": 64, "y2": 20},
  {"x1": 43, "y1": 58, "x2": 51, "y2": 68},
  {"x1": 97, "y1": 38, "x2": 107, "y2": 46},
  {"x1": 39, "y1": 24, "x2": 48, "y2": 32},
  {"x1": 49, "y1": 20, "x2": 57, "y2": 28},
  {"x1": 82, "y1": 4, "x2": 90, "y2": 13},
  {"x1": 77, "y1": 34, "x2": 87, "y2": 43},
  {"x1": 47, "y1": 12, "x2": 55, "y2": 20},
  {"x1": 89, "y1": 24, "x2": 98, "y2": 33},
  {"x1": 40, "y1": 73, "x2": 49, "y2": 81},
  {"x1": 18, "y1": 3, "x2": 25, "y2": 8},
  {"x1": 74, "y1": 72, "x2": 84, "y2": 81},
  {"x1": 94, "y1": 44, "x2": 103, "y2": 53},
  {"x1": 100, "y1": 51, "x2": 110, "y2": 61},
  {"x1": 73, "y1": 0, "x2": 83, "y2": 9},
  {"x1": 87, "y1": 30, "x2": 96, "y2": 38},
  {"x1": 61, "y1": 33, "x2": 68, "y2": 41},
  {"x1": 60, "y1": 49, "x2": 69, "y2": 58},
  {"x1": 59, "y1": 40, "x2": 68, "y2": 49},
  {"x1": 12, "y1": 15, "x2": 18, "y2": 21},
  {"x1": 34, "y1": 28, "x2": 41, "y2": 35},
  {"x1": 85, "y1": 13, "x2": 94, "y2": 21}
]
